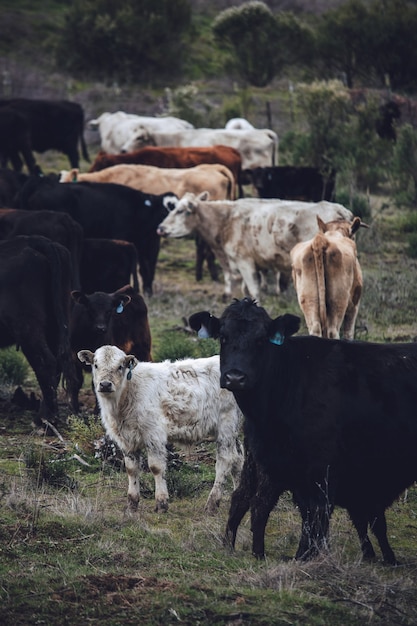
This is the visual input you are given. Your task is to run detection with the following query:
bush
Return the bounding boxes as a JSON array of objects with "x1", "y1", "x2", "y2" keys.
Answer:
[
  {"x1": 0, "y1": 348, "x2": 29, "y2": 386},
  {"x1": 407, "y1": 233, "x2": 417, "y2": 258},
  {"x1": 336, "y1": 188, "x2": 372, "y2": 221},
  {"x1": 153, "y1": 331, "x2": 218, "y2": 362}
]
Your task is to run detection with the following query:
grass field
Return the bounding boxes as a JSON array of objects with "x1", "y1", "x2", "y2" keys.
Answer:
[{"x1": 1, "y1": 150, "x2": 417, "y2": 624}]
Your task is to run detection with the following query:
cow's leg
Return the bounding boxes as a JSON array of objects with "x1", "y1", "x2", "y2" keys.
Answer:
[
  {"x1": 124, "y1": 452, "x2": 141, "y2": 510},
  {"x1": 223, "y1": 445, "x2": 258, "y2": 550},
  {"x1": 342, "y1": 302, "x2": 360, "y2": 341},
  {"x1": 147, "y1": 448, "x2": 169, "y2": 513},
  {"x1": 250, "y1": 473, "x2": 282, "y2": 559},
  {"x1": 348, "y1": 508, "x2": 376, "y2": 560},
  {"x1": 19, "y1": 338, "x2": 59, "y2": 426},
  {"x1": 236, "y1": 260, "x2": 260, "y2": 302},
  {"x1": 195, "y1": 235, "x2": 205, "y2": 281},
  {"x1": 294, "y1": 486, "x2": 333, "y2": 560},
  {"x1": 369, "y1": 511, "x2": 398, "y2": 565},
  {"x1": 205, "y1": 437, "x2": 243, "y2": 514}
]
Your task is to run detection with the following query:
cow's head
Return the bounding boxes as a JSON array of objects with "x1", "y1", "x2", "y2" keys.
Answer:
[
  {"x1": 189, "y1": 298, "x2": 300, "y2": 391},
  {"x1": 120, "y1": 126, "x2": 155, "y2": 153},
  {"x1": 317, "y1": 216, "x2": 369, "y2": 239},
  {"x1": 71, "y1": 287, "x2": 133, "y2": 340},
  {"x1": 157, "y1": 191, "x2": 209, "y2": 237},
  {"x1": 78, "y1": 345, "x2": 138, "y2": 397}
]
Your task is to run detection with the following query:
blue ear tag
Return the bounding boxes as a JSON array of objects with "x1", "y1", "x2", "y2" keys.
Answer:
[
  {"x1": 269, "y1": 331, "x2": 284, "y2": 346},
  {"x1": 198, "y1": 324, "x2": 211, "y2": 339},
  {"x1": 145, "y1": 199, "x2": 152, "y2": 206},
  {"x1": 127, "y1": 363, "x2": 133, "y2": 380},
  {"x1": 116, "y1": 302, "x2": 124, "y2": 313}
]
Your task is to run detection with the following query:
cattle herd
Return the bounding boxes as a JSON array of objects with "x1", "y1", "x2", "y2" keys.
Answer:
[{"x1": 1, "y1": 98, "x2": 416, "y2": 566}]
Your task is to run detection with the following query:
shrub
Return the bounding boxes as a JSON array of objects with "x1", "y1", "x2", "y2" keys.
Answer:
[
  {"x1": 336, "y1": 188, "x2": 372, "y2": 221},
  {"x1": 0, "y1": 348, "x2": 29, "y2": 386},
  {"x1": 153, "y1": 331, "x2": 218, "y2": 362},
  {"x1": 407, "y1": 233, "x2": 417, "y2": 258}
]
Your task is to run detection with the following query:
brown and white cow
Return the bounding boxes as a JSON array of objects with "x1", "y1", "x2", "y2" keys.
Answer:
[
  {"x1": 290, "y1": 216, "x2": 364, "y2": 340},
  {"x1": 157, "y1": 192, "x2": 354, "y2": 303},
  {"x1": 60, "y1": 163, "x2": 236, "y2": 201}
]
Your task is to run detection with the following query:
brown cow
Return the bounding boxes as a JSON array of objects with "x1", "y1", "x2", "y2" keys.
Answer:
[
  {"x1": 290, "y1": 216, "x2": 364, "y2": 340},
  {"x1": 60, "y1": 162, "x2": 236, "y2": 201},
  {"x1": 88, "y1": 145, "x2": 242, "y2": 197}
]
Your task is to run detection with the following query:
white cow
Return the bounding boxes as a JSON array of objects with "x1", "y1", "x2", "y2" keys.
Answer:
[
  {"x1": 157, "y1": 192, "x2": 354, "y2": 303},
  {"x1": 225, "y1": 117, "x2": 255, "y2": 130},
  {"x1": 121, "y1": 127, "x2": 279, "y2": 172},
  {"x1": 88, "y1": 111, "x2": 194, "y2": 154},
  {"x1": 78, "y1": 346, "x2": 243, "y2": 513}
]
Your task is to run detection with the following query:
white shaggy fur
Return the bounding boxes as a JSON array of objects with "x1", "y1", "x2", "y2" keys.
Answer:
[{"x1": 78, "y1": 345, "x2": 243, "y2": 513}]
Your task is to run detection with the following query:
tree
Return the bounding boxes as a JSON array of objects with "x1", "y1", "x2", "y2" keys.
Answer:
[
  {"x1": 212, "y1": 1, "x2": 312, "y2": 88},
  {"x1": 367, "y1": 0, "x2": 417, "y2": 91},
  {"x1": 315, "y1": 0, "x2": 372, "y2": 88},
  {"x1": 55, "y1": 0, "x2": 192, "y2": 84}
]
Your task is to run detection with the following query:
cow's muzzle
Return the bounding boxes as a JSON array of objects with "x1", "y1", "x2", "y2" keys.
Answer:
[
  {"x1": 157, "y1": 226, "x2": 168, "y2": 237},
  {"x1": 221, "y1": 370, "x2": 248, "y2": 390},
  {"x1": 98, "y1": 380, "x2": 114, "y2": 393}
]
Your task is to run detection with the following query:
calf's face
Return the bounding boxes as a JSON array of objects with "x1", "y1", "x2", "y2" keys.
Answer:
[{"x1": 78, "y1": 346, "x2": 138, "y2": 395}]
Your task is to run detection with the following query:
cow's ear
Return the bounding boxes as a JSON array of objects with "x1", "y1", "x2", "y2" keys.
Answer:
[
  {"x1": 351, "y1": 216, "x2": 369, "y2": 237},
  {"x1": 269, "y1": 314, "x2": 300, "y2": 345},
  {"x1": 71, "y1": 290, "x2": 87, "y2": 305},
  {"x1": 317, "y1": 215, "x2": 326, "y2": 233},
  {"x1": 114, "y1": 294, "x2": 131, "y2": 313},
  {"x1": 188, "y1": 311, "x2": 220, "y2": 339},
  {"x1": 125, "y1": 355, "x2": 138, "y2": 380},
  {"x1": 78, "y1": 350, "x2": 94, "y2": 366},
  {"x1": 198, "y1": 191, "x2": 210, "y2": 202}
]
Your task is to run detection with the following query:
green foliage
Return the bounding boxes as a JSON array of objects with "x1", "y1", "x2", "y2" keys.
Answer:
[
  {"x1": 367, "y1": 0, "x2": 417, "y2": 91},
  {"x1": 315, "y1": 0, "x2": 372, "y2": 88},
  {"x1": 279, "y1": 81, "x2": 394, "y2": 192},
  {"x1": 153, "y1": 331, "x2": 218, "y2": 362},
  {"x1": 163, "y1": 84, "x2": 223, "y2": 128},
  {"x1": 0, "y1": 348, "x2": 28, "y2": 386},
  {"x1": 67, "y1": 414, "x2": 104, "y2": 457},
  {"x1": 55, "y1": 0, "x2": 192, "y2": 83},
  {"x1": 391, "y1": 124, "x2": 417, "y2": 206},
  {"x1": 24, "y1": 445, "x2": 77, "y2": 489},
  {"x1": 406, "y1": 233, "x2": 417, "y2": 258},
  {"x1": 335, "y1": 189, "x2": 372, "y2": 221},
  {"x1": 212, "y1": 2, "x2": 309, "y2": 87}
]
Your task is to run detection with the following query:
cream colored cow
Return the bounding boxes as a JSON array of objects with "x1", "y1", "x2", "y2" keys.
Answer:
[
  {"x1": 291, "y1": 216, "x2": 364, "y2": 340},
  {"x1": 60, "y1": 163, "x2": 236, "y2": 200}
]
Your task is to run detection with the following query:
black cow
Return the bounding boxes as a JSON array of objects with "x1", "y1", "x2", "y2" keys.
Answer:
[
  {"x1": 0, "y1": 99, "x2": 89, "y2": 168},
  {"x1": 16, "y1": 176, "x2": 177, "y2": 296},
  {"x1": 189, "y1": 298, "x2": 417, "y2": 564},
  {"x1": 70, "y1": 285, "x2": 152, "y2": 411},
  {"x1": 0, "y1": 168, "x2": 29, "y2": 207},
  {"x1": 0, "y1": 208, "x2": 83, "y2": 289},
  {"x1": 80, "y1": 238, "x2": 139, "y2": 294},
  {"x1": 0, "y1": 108, "x2": 41, "y2": 175},
  {"x1": 250, "y1": 166, "x2": 336, "y2": 202},
  {"x1": 0, "y1": 235, "x2": 78, "y2": 426}
]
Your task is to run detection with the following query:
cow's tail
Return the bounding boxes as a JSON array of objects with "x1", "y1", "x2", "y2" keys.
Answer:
[
  {"x1": 312, "y1": 233, "x2": 328, "y2": 338},
  {"x1": 220, "y1": 165, "x2": 236, "y2": 200},
  {"x1": 80, "y1": 130, "x2": 90, "y2": 163}
]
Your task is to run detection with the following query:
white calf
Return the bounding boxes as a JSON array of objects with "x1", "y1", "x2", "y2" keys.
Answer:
[{"x1": 78, "y1": 346, "x2": 243, "y2": 513}]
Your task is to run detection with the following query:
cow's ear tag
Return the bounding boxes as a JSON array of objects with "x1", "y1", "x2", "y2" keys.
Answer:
[
  {"x1": 116, "y1": 302, "x2": 124, "y2": 313},
  {"x1": 198, "y1": 324, "x2": 211, "y2": 339},
  {"x1": 269, "y1": 331, "x2": 284, "y2": 346},
  {"x1": 127, "y1": 363, "x2": 133, "y2": 380}
]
